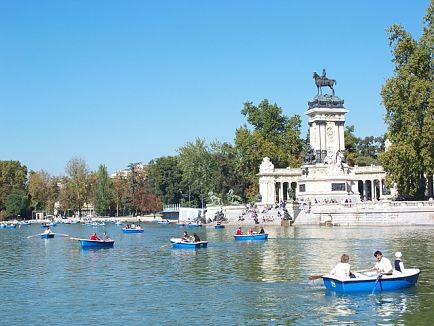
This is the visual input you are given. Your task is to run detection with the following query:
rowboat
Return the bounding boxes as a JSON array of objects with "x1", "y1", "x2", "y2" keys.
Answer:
[
  {"x1": 322, "y1": 268, "x2": 421, "y2": 293},
  {"x1": 170, "y1": 238, "x2": 208, "y2": 249},
  {"x1": 176, "y1": 223, "x2": 185, "y2": 227},
  {"x1": 0, "y1": 224, "x2": 17, "y2": 229},
  {"x1": 79, "y1": 239, "x2": 115, "y2": 248},
  {"x1": 158, "y1": 221, "x2": 170, "y2": 224},
  {"x1": 234, "y1": 233, "x2": 268, "y2": 241},
  {"x1": 40, "y1": 233, "x2": 55, "y2": 239},
  {"x1": 214, "y1": 224, "x2": 225, "y2": 229},
  {"x1": 122, "y1": 228, "x2": 144, "y2": 234}
]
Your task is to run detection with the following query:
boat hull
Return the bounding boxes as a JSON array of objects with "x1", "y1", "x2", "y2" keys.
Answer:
[
  {"x1": 186, "y1": 223, "x2": 202, "y2": 228},
  {"x1": 234, "y1": 234, "x2": 268, "y2": 241},
  {"x1": 214, "y1": 225, "x2": 225, "y2": 229},
  {"x1": 40, "y1": 233, "x2": 55, "y2": 239},
  {"x1": 170, "y1": 238, "x2": 208, "y2": 249},
  {"x1": 79, "y1": 239, "x2": 114, "y2": 248},
  {"x1": 322, "y1": 269, "x2": 420, "y2": 293},
  {"x1": 122, "y1": 228, "x2": 144, "y2": 234}
]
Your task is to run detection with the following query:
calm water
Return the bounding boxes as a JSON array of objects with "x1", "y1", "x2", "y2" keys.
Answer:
[{"x1": 0, "y1": 223, "x2": 433, "y2": 325}]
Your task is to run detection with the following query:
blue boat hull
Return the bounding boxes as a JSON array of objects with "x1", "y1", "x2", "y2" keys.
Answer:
[
  {"x1": 214, "y1": 225, "x2": 225, "y2": 229},
  {"x1": 234, "y1": 234, "x2": 268, "y2": 241},
  {"x1": 122, "y1": 228, "x2": 144, "y2": 233},
  {"x1": 171, "y1": 241, "x2": 208, "y2": 249},
  {"x1": 186, "y1": 224, "x2": 202, "y2": 228},
  {"x1": 322, "y1": 269, "x2": 420, "y2": 293},
  {"x1": 40, "y1": 233, "x2": 55, "y2": 239},
  {"x1": 79, "y1": 239, "x2": 114, "y2": 248}
]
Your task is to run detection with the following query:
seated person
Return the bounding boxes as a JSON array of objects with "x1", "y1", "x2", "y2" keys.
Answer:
[
  {"x1": 258, "y1": 227, "x2": 265, "y2": 234},
  {"x1": 394, "y1": 252, "x2": 405, "y2": 273},
  {"x1": 192, "y1": 233, "x2": 201, "y2": 242},
  {"x1": 182, "y1": 231, "x2": 191, "y2": 242},
  {"x1": 235, "y1": 227, "x2": 242, "y2": 235},
  {"x1": 103, "y1": 231, "x2": 111, "y2": 241},
  {"x1": 90, "y1": 232, "x2": 100, "y2": 240},
  {"x1": 372, "y1": 250, "x2": 393, "y2": 274},
  {"x1": 330, "y1": 254, "x2": 352, "y2": 279},
  {"x1": 44, "y1": 227, "x2": 52, "y2": 234}
]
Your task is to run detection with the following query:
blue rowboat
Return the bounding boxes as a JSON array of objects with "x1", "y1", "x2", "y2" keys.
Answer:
[
  {"x1": 176, "y1": 223, "x2": 185, "y2": 227},
  {"x1": 170, "y1": 238, "x2": 208, "y2": 249},
  {"x1": 40, "y1": 233, "x2": 55, "y2": 239},
  {"x1": 1, "y1": 224, "x2": 17, "y2": 229},
  {"x1": 79, "y1": 239, "x2": 114, "y2": 248},
  {"x1": 214, "y1": 224, "x2": 225, "y2": 229},
  {"x1": 322, "y1": 268, "x2": 421, "y2": 293},
  {"x1": 158, "y1": 221, "x2": 170, "y2": 224},
  {"x1": 234, "y1": 233, "x2": 268, "y2": 241},
  {"x1": 122, "y1": 228, "x2": 144, "y2": 234}
]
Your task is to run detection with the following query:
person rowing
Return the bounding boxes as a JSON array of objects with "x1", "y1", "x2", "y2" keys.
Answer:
[{"x1": 372, "y1": 250, "x2": 393, "y2": 274}]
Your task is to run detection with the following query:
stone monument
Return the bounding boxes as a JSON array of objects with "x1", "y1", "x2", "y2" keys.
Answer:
[{"x1": 296, "y1": 70, "x2": 360, "y2": 202}]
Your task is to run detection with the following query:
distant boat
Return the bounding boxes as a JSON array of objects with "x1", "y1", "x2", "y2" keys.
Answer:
[
  {"x1": 0, "y1": 223, "x2": 17, "y2": 229},
  {"x1": 115, "y1": 221, "x2": 122, "y2": 226},
  {"x1": 91, "y1": 222, "x2": 105, "y2": 227},
  {"x1": 170, "y1": 238, "x2": 208, "y2": 249},
  {"x1": 322, "y1": 269, "x2": 421, "y2": 293},
  {"x1": 234, "y1": 233, "x2": 268, "y2": 241},
  {"x1": 158, "y1": 221, "x2": 170, "y2": 225},
  {"x1": 214, "y1": 224, "x2": 225, "y2": 229},
  {"x1": 122, "y1": 227, "x2": 144, "y2": 234},
  {"x1": 176, "y1": 223, "x2": 185, "y2": 227},
  {"x1": 78, "y1": 239, "x2": 114, "y2": 248}
]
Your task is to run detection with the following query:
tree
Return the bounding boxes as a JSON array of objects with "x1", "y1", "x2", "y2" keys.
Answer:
[
  {"x1": 93, "y1": 165, "x2": 112, "y2": 216},
  {"x1": 5, "y1": 188, "x2": 29, "y2": 218},
  {"x1": 60, "y1": 158, "x2": 89, "y2": 216},
  {"x1": 111, "y1": 171, "x2": 129, "y2": 217},
  {"x1": 380, "y1": 2, "x2": 434, "y2": 199},
  {"x1": 234, "y1": 100, "x2": 303, "y2": 200},
  {"x1": 28, "y1": 170, "x2": 55, "y2": 212},
  {"x1": 0, "y1": 160, "x2": 28, "y2": 212},
  {"x1": 148, "y1": 156, "x2": 183, "y2": 205}
]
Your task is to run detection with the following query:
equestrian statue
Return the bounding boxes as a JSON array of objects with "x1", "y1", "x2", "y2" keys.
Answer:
[{"x1": 313, "y1": 69, "x2": 336, "y2": 96}]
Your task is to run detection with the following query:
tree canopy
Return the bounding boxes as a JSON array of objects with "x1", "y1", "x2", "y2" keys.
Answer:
[{"x1": 380, "y1": 1, "x2": 434, "y2": 199}]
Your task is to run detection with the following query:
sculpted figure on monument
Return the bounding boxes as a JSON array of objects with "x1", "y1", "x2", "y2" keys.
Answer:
[{"x1": 313, "y1": 69, "x2": 337, "y2": 96}]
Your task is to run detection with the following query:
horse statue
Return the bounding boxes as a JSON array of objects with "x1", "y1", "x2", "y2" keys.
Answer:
[{"x1": 313, "y1": 71, "x2": 337, "y2": 96}]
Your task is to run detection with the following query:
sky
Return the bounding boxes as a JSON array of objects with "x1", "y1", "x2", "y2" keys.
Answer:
[{"x1": 0, "y1": 0, "x2": 430, "y2": 176}]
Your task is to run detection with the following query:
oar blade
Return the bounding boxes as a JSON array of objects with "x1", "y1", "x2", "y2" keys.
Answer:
[{"x1": 308, "y1": 275, "x2": 323, "y2": 280}]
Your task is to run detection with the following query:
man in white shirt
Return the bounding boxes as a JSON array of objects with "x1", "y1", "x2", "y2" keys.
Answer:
[{"x1": 373, "y1": 250, "x2": 393, "y2": 274}]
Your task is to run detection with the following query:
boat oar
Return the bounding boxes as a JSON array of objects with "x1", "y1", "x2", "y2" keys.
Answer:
[
  {"x1": 54, "y1": 233, "x2": 70, "y2": 237},
  {"x1": 27, "y1": 234, "x2": 40, "y2": 239},
  {"x1": 372, "y1": 273, "x2": 383, "y2": 294},
  {"x1": 308, "y1": 274, "x2": 323, "y2": 281},
  {"x1": 69, "y1": 237, "x2": 81, "y2": 240}
]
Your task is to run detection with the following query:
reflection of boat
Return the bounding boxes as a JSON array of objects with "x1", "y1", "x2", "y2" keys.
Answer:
[
  {"x1": 79, "y1": 239, "x2": 114, "y2": 248},
  {"x1": 234, "y1": 234, "x2": 268, "y2": 241},
  {"x1": 40, "y1": 233, "x2": 55, "y2": 239},
  {"x1": 170, "y1": 238, "x2": 208, "y2": 249},
  {"x1": 122, "y1": 227, "x2": 144, "y2": 234},
  {"x1": 322, "y1": 269, "x2": 421, "y2": 293}
]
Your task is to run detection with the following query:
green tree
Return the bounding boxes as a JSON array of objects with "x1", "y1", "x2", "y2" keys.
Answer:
[
  {"x1": 112, "y1": 172, "x2": 129, "y2": 217},
  {"x1": 234, "y1": 100, "x2": 303, "y2": 200},
  {"x1": 28, "y1": 170, "x2": 55, "y2": 212},
  {"x1": 5, "y1": 188, "x2": 29, "y2": 218},
  {"x1": 177, "y1": 138, "x2": 215, "y2": 208},
  {"x1": 148, "y1": 156, "x2": 183, "y2": 205},
  {"x1": 60, "y1": 158, "x2": 90, "y2": 216},
  {"x1": 0, "y1": 160, "x2": 28, "y2": 212},
  {"x1": 93, "y1": 165, "x2": 112, "y2": 216},
  {"x1": 380, "y1": 2, "x2": 434, "y2": 199}
]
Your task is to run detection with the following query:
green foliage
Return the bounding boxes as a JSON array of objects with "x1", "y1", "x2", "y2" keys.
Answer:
[
  {"x1": 234, "y1": 100, "x2": 303, "y2": 199},
  {"x1": 380, "y1": 2, "x2": 434, "y2": 199},
  {"x1": 28, "y1": 170, "x2": 58, "y2": 213},
  {"x1": 5, "y1": 188, "x2": 28, "y2": 218},
  {"x1": 148, "y1": 156, "x2": 183, "y2": 205},
  {"x1": 60, "y1": 158, "x2": 90, "y2": 216},
  {"x1": 93, "y1": 165, "x2": 112, "y2": 216},
  {"x1": 0, "y1": 160, "x2": 28, "y2": 211}
]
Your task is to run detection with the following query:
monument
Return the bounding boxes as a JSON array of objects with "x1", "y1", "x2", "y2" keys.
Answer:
[
  {"x1": 296, "y1": 70, "x2": 359, "y2": 202},
  {"x1": 259, "y1": 70, "x2": 363, "y2": 204}
]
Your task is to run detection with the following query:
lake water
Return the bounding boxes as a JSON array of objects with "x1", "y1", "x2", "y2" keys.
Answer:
[{"x1": 0, "y1": 223, "x2": 433, "y2": 325}]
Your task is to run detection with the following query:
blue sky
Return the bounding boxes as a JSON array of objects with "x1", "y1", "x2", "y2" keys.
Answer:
[{"x1": 0, "y1": 1, "x2": 429, "y2": 176}]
